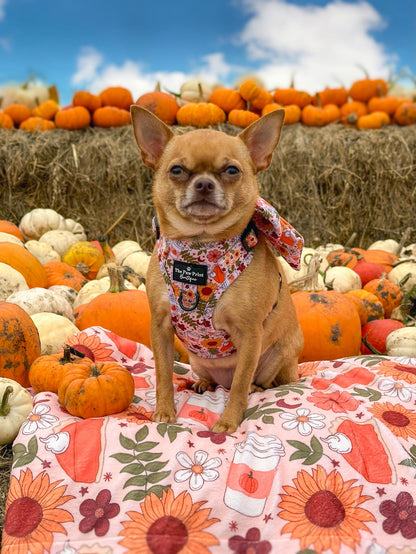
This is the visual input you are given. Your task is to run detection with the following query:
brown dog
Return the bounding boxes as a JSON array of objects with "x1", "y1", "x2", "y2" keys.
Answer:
[{"x1": 130, "y1": 105, "x2": 304, "y2": 433}]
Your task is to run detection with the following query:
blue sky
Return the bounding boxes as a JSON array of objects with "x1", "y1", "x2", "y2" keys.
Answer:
[{"x1": 0, "y1": 0, "x2": 415, "y2": 106}]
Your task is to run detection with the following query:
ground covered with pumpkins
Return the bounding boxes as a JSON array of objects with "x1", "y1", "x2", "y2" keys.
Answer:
[{"x1": 0, "y1": 77, "x2": 416, "y2": 552}]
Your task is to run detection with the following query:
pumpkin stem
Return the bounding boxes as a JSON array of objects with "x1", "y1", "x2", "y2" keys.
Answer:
[
  {"x1": 89, "y1": 365, "x2": 102, "y2": 378},
  {"x1": 98, "y1": 235, "x2": 116, "y2": 264},
  {"x1": 0, "y1": 386, "x2": 13, "y2": 417},
  {"x1": 361, "y1": 334, "x2": 383, "y2": 355},
  {"x1": 61, "y1": 344, "x2": 86, "y2": 361},
  {"x1": 75, "y1": 262, "x2": 90, "y2": 276},
  {"x1": 107, "y1": 265, "x2": 129, "y2": 293},
  {"x1": 395, "y1": 226, "x2": 412, "y2": 257}
]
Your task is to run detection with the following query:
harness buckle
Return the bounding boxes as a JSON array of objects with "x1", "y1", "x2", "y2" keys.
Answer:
[{"x1": 241, "y1": 220, "x2": 258, "y2": 252}]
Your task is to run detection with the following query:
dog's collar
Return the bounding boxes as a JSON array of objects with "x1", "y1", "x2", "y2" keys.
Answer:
[{"x1": 153, "y1": 196, "x2": 303, "y2": 270}]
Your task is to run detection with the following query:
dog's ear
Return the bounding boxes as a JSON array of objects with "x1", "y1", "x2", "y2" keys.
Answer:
[
  {"x1": 130, "y1": 105, "x2": 174, "y2": 169},
  {"x1": 238, "y1": 109, "x2": 285, "y2": 172}
]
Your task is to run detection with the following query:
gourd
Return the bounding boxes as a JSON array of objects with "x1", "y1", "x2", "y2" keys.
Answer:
[
  {"x1": 30, "y1": 312, "x2": 79, "y2": 355},
  {"x1": 48, "y1": 285, "x2": 78, "y2": 306},
  {"x1": 24, "y1": 240, "x2": 61, "y2": 263},
  {"x1": 348, "y1": 77, "x2": 388, "y2": 102},
  {"x1": 344, "y1": 289, "x2": 384, "y2": 325},
  {"x1": 19, "y1": 208, "x2": 65, "y2": 240},
  {"x1": 179, "y1": 79, "x2": 213, "y2": 105},
  {"x1": 0, "y1": 302, "x2": 41, "y2": 387},
  {"x1": 357, "y1": 111, "x2": 390, "y2": 130},
  {"x1": 73, "y1": 90, "x2": 102, "y2": 112},
  {"x1": 32, "y1": 99, "x2": 60, "y2": 120},
  {"x1": 361, "y1": 319, "x2": 404, "y2": 355},
  {"x1": 388, "y1": 261, "x2": 416, "y2": 293},
  {"x1": 238, "y1": 79, "x2": 273, "y2": 111},
  {"x1": 323, "y1": 266, "x2": 362, "y2": 293},
  {"x1": 228, "y1": 109, "x2": 260, "y2": 127},
  {"x1": 6, "y1": 287, "x2": 75, "y2": 322},
  {"x1": 363, "y1": 276, "x2": 403, "y2": 318},
  {"x1": 3, "y1": 103, "x2": 32, "y2": 125},
  {"x1": 0, "y1": 112, "x2": 14, "y2": 129},
  {"x1": 0, "y1": 262, "x2": 29, "y2": 301},
  {"x1": 280, "y1": 248, "x2": 325, "y2": 292},
  {"x1": 38, "y1": 229, "x2": 80, "y2": 257},
  {"x1": 112, "y1": 240, "x2": 142, "y2": 264},
  {"x1": 122, "y1": 250, "x2": 152, "y2": 279},
  {"x1": 385, "y1": 327, "x2": 416, "y2": 357},
  {"x1": 393, "y1": 102, "x2": 416, "y2": 125},
  {"x1": 19, "y1": 117, "x2": 56, "y2": 131},
  {"x1": 62, "y1": 241, "x2": 105, "y2": 280},
  {"x1": 73, "y1": 275, "x2": 136, "y2": 308},
  {"x1": 43, "y1": 260, "x2": 88, "y2": 291},
  {"x1": 273, "y1": 86, "x2": 312, "y2": 108},
  {"x1": 58, "y1": 360, "x2": 135, "y2": 418},
  {"x1": 367, "y1": 239, "x2": 400, "y2": 255},
  {"x1": 0, "y1": 377, "x2": 33, "y2": 445}
]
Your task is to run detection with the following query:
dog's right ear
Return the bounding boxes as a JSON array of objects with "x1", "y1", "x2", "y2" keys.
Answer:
[{"x1": 130, "y1": 105, "x2": 174, "y2": 170}]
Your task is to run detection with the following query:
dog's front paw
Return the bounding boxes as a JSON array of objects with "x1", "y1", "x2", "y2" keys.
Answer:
[
  {"x1": 192, "y1": 379, "x2": 216, "y2": 394},
  {"x1": 210, "y1": 418, "x2": 239, "y2": 434},
  {"x1": 153, "y1": 409, "x2": 177, "y2": 424}
]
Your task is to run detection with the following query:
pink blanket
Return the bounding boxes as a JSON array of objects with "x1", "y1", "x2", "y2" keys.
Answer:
[{"x1": 2, "y1": 325, "x2": 416, "y2": 553}]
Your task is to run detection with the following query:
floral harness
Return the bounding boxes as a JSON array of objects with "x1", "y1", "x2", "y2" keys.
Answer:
[{"x1": 155, "y1": 197, "x2": 304, "y2": 359}]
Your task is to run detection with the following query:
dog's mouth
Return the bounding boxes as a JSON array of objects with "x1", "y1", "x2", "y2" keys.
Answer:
[{"x1": 180, "y1": 198, "x2": 226, "y2": 220}]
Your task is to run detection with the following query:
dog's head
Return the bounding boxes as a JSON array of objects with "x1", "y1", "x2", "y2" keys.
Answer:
[{"x1": 131, "y1": 105, "x2": 285, "y2": 239}]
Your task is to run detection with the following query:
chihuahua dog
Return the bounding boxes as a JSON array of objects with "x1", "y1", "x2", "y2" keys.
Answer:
[{"x1": 130, "y1": 105, "x2": 304, "y2": 433}]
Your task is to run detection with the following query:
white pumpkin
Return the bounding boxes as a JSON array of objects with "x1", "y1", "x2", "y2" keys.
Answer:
[
  {"x1": 0, "y1": 262, "x2": 29, "y2": 301},
  {"x1": 178, "y1": 79, "x2": 213, "y2": 106},
  {"x1": 73, "y1": 276, "x2": 136, "y2": 308},
  {"x1": 0, "y1": 82, "x2": 50, "y2": 110},
  {"x1": 112, "y1": 240, "x2": 142, "y2": 264},
  {"x1": 0, "y1": 232, "x2": 24, "y2": 246},
  {"x1": 24, "y1": 239, "x2": 61, "y2": 264},
  {"x1": 122, "y1": 251, "x2": 151, "y2": 278},
  {"x1": 6, "y1": 287, "x2": 75, "y2": 322},
  {"x1": 48, "y1": 285, "x2": 78, "y2": 306},
  {"x1": 38, "y1": 229, "x2": 80, "y2": 257},
  {"x1": 386, "y1": 327, "x2": 416, "y2": 357},
  {"x1": 19, "y1": 208, "x2": 65, "y2": 241},
  {"x1": 61, "y1": 218, "x2": 87, "y2": 239},
  {"x1": 323, "y1": 266, "x2": 362, "y2": 293},
  {"x1": 0, "y1": 377, "x2": 33, "y2": 445},
  {"x1": 367, "y1": 239, "x2": 400, "y2": 255},
  {"x1": 388, "y1": 261, "x2": 416, "y2": 293},
  {"x1": 30, "y1": 312, "x2": 79, "y2": 355}
]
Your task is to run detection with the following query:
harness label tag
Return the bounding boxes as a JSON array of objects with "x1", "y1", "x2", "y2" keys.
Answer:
[{"x1": 173, "y1": 261, "x2": 208, "y2": 285}]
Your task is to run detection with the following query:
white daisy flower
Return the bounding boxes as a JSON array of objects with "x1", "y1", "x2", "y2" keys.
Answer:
[
  {"x1": 174, "y1": 450, "x2": 221, "y2": 491},
  {"x1": 378, "y1": 378, "x2": 415, "y2": 402},
  {"x1": 280, "y1": 408, "x2": 325, "y2": 436},
  {"x1": 21, "y1": 403, "x2": 59, "y2": 434}
]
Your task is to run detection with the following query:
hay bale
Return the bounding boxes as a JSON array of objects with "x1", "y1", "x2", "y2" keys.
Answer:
[{"x1": 0, "y1": 124, "x2": 415, "y2": 249}]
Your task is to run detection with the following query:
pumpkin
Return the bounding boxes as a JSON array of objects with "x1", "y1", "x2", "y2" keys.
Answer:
[
  {"x1": 291, "y1": 290, "x2": 362, "y2": 362},
  {"x1": 393, "y1": 102, "x2": 416, "y2": 125},
  {"x1": 179, "y1": 79, "x2": 213, "y2": 105},
  {"x1": 135, "y1": 85, "x2": 179, "y2": 125},
  {"x1": 387, "y1": 260, "x2": 416, "y2": 293},
  {"x1": 176, "y1": 102, "x2": 226, "y2": 127},
  {"x1": 100, "y1": 86, "x2": 134, "y2": 110},
  {"x1": 0, "y1": 232, "x2": 23, "y2": 246},
  {"x1": 0, "y1": 220, "x2": 23, "y2": 241},
  {"x1": 3, "y1": 103, "x2": 31, "y2": 125},
  {"x1": 32, "y1": 99, "x2": 60, "y2": 120},
  {"x1": 62, "y1": 241, "x2": 105, "y2": 280},
  {"x1": 360, "y1": 319, "x2": 404, "y2": 355},
  {"x1": 38, "y1": 229, "x2": 80, "y2": 257},
  {"x1": 60, "y1": 218, "x2": 86, "y2": 239},
  {"x1": 323, "y1": 266, "x2": 362, "y2": 293},
  {"x1": 280, "y1": 248, "x2": 325, "y2": 293},
  {"x1": 43, "y1": 260, "x2": 88, "y2": 291},
  {"x1": 19, "y1": 208, "x2": 66, "y2": 240},
  {"x1": 19, "y1": 116, "x2": 55, "y2": 131},
  {"x1": 273, "y1": 87, "x2": 311, "y2": 108},
  {"x1": 0, "y1": 377, "x2": 33, "y2": 445},
  {"x1": 73, "y1": 90, "x2": 102, "y2": 112},
  {"x1": 0, "y1": 112, "x2": 13, "y2": 129},
  {"x1": 209, "y1": 88, "x2": 246, "y2": 113},
  {"x1": 368, "y1": 94, "x2": 400, "y2": 116},
  {"x1": 326, "y1": 249, "x2": 358, "y2": 269},
  {"x1": 6, "y1": 287, "x2": 75, "y2": 321},
  {"x1": 73, "y1": 275, "x2": 136, "y2": 308},
  {"x1": 0, "y1": 301, "x2": 41, "y2": 387},
  {"x1": 58, "y1": 360, "x2": 135, "y2": 418},
  {"x1": 48, "y1": 285, "x2": 78, "y2": 306},
  {"x1": 0, "y1": 262, "x2": 28, "y2": 301},
  {"x1": 385, "y1": 327, "x2": 416, "y2": 357},
  {"x1": 361, "y1": 249, "x2": 398, "y2": 270},
  {"x1": 349, "y1": 77, "x2": 388, "y2": 102},
  {"x1": 363, "y1": 276, "x2": 403, "y2": 318},
  {"x1": 29, "y1": 343, "x2": 89, "y2": 392},
  {"x1": 238, "y1": 80, "x2": 273, "y2": 111},
  {"x1": 344, "y1": 289, "x2": 384, "y2": 325},
  {"x1": 55, "y1": 106, "x2": 91, "y2": 130},
  {"x1": 340, "y1": 101, "x2": 368, "y2": 126},
  {"x1": 352, "y1": 258, "x2": 387, "y2": 286},
  {"x1": 312, "y1": 87, "x2": 348, "y2": 107},
  {"x1": 0, "y1": 242, "x2": 48, "y2": 288},
  {"x1": 281, "y1": 104, "x2": 301, "y2": 124},
  {"x1": 239, "y1": 471, "x2": 259, "y2": 494},
  {"x1": 92, "y1": 106, "x2": 131, "y2": 127},
  {"x1": 24, "y1": 240, "x2": 60, "y2": 264},
  {"x1": 357, "y1": 111, "x2": 390, "y2": 130},
  {"x1": 112, "y1": 240, "x2": 143, "y2": 263},
  {"x1": 367, "y1": 239, "x2": 400, "y2": 255},
  {"x1": 32, "y1": 310, "x2": 78, "y2": 356},
  {"x1": 228, "y1": 109, "x2": 260, "y2": 127},
  {"x1": 74, "y1": 265, "x2": 151, "y2": 348},
  {"x1": 122, "y1": 250, "x2": 152, "y2": 279}
]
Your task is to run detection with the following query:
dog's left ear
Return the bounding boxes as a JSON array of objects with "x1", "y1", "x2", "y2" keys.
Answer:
[
  {"x1": 130, "y1": 105, "x2": 174, "y2": 169},
  {"x1": 238, "y1": 109, "x2": 285, "y2": 172}
]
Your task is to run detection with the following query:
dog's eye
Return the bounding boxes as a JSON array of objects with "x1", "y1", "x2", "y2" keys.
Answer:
[
  {"x1": 169, "y1": 165, "x2": 185, "y2": 176},
  {"x1": 224, "y1": 166, "x2": 240, "y2": 176}
]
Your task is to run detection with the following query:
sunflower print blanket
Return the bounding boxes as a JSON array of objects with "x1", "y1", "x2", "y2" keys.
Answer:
[{"x1": 2, "y1": 325, "x2": 416, "y2": 554}]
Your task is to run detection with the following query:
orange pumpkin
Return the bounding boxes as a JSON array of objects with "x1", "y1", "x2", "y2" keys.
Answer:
[
  {"x1": 0, "y1": 301, "x2": 41, "y2": 387},
  {"x1": 340, "y1": 101, "x2": 368, "y2": 126},
  {"x1": 74, "y1": 266, "x2": 152, "y2": 348},
  {"x1": 292, "y1": 290, "x2": 361, "y2": 362},
  {"x1": 239, "y1": 80, "x2": 273, "y2": 111},
  {"x1": 32, "y1": 100, "x2": 60, "y2": 120},
  {"x1": 393, "y1": 102, "x2": 416, "y2": 125},
  {"x1": 29, "y1": 344, "x2": 90, "y2": 393},
  {"x1": 92, "y1": 106, "x2": 131, "y2": 127},
  {"x1": 326, "y1": 250, "x2": 358, "y2": 269},
  {"x1": 228, "y1": 109, "x2": 260, "y2": 127},
  {"x1": 209, "y1": 88, "x2": 246, "y2": 113},
  {"x1": 263, "y1": 103, "x2": 301, "y2": 124},
  {"x1": 135, "y1": 88, "x2": 179, "y2": 125},
  {"x1": 55, "y1": 106, "x2": 91, "y2": 130},
  {"x1": 312, "y1": 87, "x2": 348, "y2": 107},
  {"x1": 273, "y1": 87, "x2": 311, "y2": 108},
  {"x1": 43, "y1": 260, "x2": 88, "y2": 291},
  {"x1": 239, "y1": 471, "x2": 259, "y2": 494},
  {"x1": 73, "y1": 90, "x2": 102, "y2": 112},
  {"x1": 0, "y1": 220, "x2": 24, "y2": 241},
  {"x1": 176, "y1": 102, "x2": 226, "y2": 127},
  {"x1": 0, "y1": 112, "x2": 14, "y2": 129},
  {"x1": 361, "y1": 249, "x2": 398, "y2": 271},
  {"x1": 349, "y1": 77, "x2": 388, "y2": 102},
  {"x1": 100, "y1": 86, "x2": 134, "y2": 110},
  {"x1": 368, "y1": 95, "x2": 400, "y2": 116},
  {"x1": 58, "y1": 360, "x2": 135, "y2": 418},
  {"x1": 19, "y1": 117, "x2": 56, "y2": 131},
  {"x1": 363, "y1": 277, "x2": 403, "y2": 318},
  {"x1": 62, "y1": 241, "x2": 105, "y2": 280},
  {"x1": 3, "y1": 103, "x2": 31, "y2": 125},
  {"x1": 357, "y1": 111, "x2": 390, "y2": 130},
  {"x1": 344, "y1": 289, "x2": 384, "y2": 325},
  {"x1": 0, "y1": 242, "x2": 48, "y2": 288}
]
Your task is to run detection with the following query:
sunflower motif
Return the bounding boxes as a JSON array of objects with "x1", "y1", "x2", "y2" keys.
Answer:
[
  {"x1": 118, "y1": 488, "x2": 219, "y2": 554},
  {"x1": 279, "y1": 465, "x2": 375, "y2": 554},
  {"x1": 2, "y1": 468, "x2": 75, "y2": 552},
  {"x1": 63, "y1": 331, "x2": 115, "y2": 361},
  {"x1": 375, "y1": 360, "x2": 416, "y2": 385},
  {"x1": 368, "y1": 401, "x2": 416, "y2": 441}
]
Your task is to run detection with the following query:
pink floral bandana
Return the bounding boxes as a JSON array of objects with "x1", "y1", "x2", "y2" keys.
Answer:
[{"x1": 156, "y1": 197, "x2": 303, "y2": 358}]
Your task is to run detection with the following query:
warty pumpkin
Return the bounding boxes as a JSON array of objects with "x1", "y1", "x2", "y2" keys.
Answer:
[
  {"x1": 344, "y1": 289, "x2": 384, "y2": 325},
  {"x1": 55, "y1": 106, "x2": 91, "y2": 130},
  {"x1": 0, "y1": 301, "x2": 41, "y2": 387},
  {"x1": 176, "y1": 102, "x2": 226, "y2": 127},
  {"x1": 0, "y1": 262, "x2": 28, "y2": 301},
  {"x1": 62, "y1": 241, "x2": 105, "y2": 280},
  {"x1": 0, "y1": 242, "x2": 48, "y2": 288},
  {"x1": 100, "y1": 86, "x2": 134, "y2": 110},
  {"x1": 363, "y1": 276, "x2": 403, "y2": 318},
  {"x1": 58, "y1": 359, "x2": 135, "y2": 418},
  {"x1": 92, "y1": 106, "x2": 131, "y2": 127}
]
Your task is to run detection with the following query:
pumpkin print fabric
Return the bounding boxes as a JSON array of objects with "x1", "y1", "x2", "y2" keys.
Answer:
[{"x1": 2, "y1": 325, "x2": 416, "y2": 553}]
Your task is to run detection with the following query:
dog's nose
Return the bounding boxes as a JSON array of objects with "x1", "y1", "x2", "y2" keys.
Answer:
[{"x1": 194, "y1": 179, "x2": 215, "y2": 194}]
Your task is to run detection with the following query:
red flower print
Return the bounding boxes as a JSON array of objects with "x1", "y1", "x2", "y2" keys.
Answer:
[
  {"x1": 380, "y1": 491, "x2": 416, "y2": 539},
  {"x1": 79, "y1": 489, "x2": 120, "y2": 536},
  {"x1": 307, "y1": 390, "x2": 360, "y2": 413},
  {"x1": 207, "y1": 249, "x2": 223, "y2": 263},
  {"x1": 229, "y1": 527, "x2": 272, "y2": 554}
]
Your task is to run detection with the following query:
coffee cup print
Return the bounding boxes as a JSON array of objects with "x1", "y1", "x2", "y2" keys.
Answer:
[{"x1": 177, "y1": 387, "x2": 228, "y2": 428}]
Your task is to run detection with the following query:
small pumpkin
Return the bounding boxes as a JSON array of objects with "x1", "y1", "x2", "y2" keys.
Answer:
[
  {"x1": 387, "y1": 260, "x2": 416, "y2": 294},
  {"x1": 312, "y1": 87, "x2": 348, "y2": 107},
  {"x1": 100, "y1": 86, "x2": 134, "y2": 110},
  {"x1": 344, "y1": 289, "x2": 384, "y2": 325},
  {"x1": 393, "y1": 102, "x2": 416, "y2": 125},
  {"x1": 136, "y1": 85, "x2": 179, "y2": 125},
  {"x1": 38, "y1": 229, "x2": 80, "y2": 257},
  {"x1": 19, "y1": 208, "x2": 65, "y2": 241},
  {"x1": 0, "y1": 242, "x2": 48, "y2": 288},
  {"x1": 273, "y1": 86, "x2": 311, "y2": 108},
  {"x1": 43, "y1": 260, "x2": 88, "y2": 291},
  {"x1": 357, "y1": 111, "x2": 390, "y2": 130},
  {"x1": 340, "y1": 101, "x2": 368, "y2": 126},
  {"x1": 73, "y1": 90, "x2": 102, "y2": 112},
  {"x1": 0, "y1": 262, "x2": 28, "y2": 301},
  {"x1": 363, "y1": 276, "x2": 403, "y2": 318},
  {"x1": 6, "y1": 287, "x2": 75, "y2": 321},
  {"x1": 326, "y1": 249, "x2": 358, "y2": 269},
  {"x1": 368, "y1": 94, "x2": 400, "y2": 116},
  {"x1": 238, "y1": 471, "x2": 259, "y2": 494},
  {"x1": 55, "y1": 106, "x2": 91, "y2": 130},
  {"x1": 58, "y1": 360, "x2": 135, "y2": 418},
  {"x1": 0, "y1": 301, "x2": 41, "y2": 387},
  {"x1": 176, "y1": 102, "x2": 226, "y2": 127},
  {"x1": 19, "y1": 116, "x2": 55, "y2": 131},
  {"x1": 0, "y1": 221, "x2": 23, "y2": 243},
  {"x1": 323, "y1": 266, "x2": 362, "y2": 293},
  {"x1": 62, "y1": 241, "x2": 105, "y2": 280},
  {"x1": 32, "y1": 99, "x2": 60, "y2": 120},
  {"x1": 0, "y1": 377, "x2": 33, "y2": 445},
  {"x1": 179, "y1": 79, "x2": 213, "y2": 105},
  {"x1": 349, "y1": 77, "x2": 388, "y2": 102},
  {"x1": 239, "y1": 80, "x2": 273, "y2": 111},
  {"x1": 385, "y1": 327, "x2": 416, "y2": 357},
  {"x1": 352, "y1": 258, "x2": 387, "y2": 286},
  {"x1": 92, "y1": 106, "x2": 131, "y2": 127},
  {"x1": 3, "y1": 103, "x2": 32, "y2": 125},
  {"x1": 228, "y1": 109, "x2": 260, "y2": 127},
  {"x1": 0, "y1": 112, "x2": 14, "y2": 129},
  {"x1": 209, "y1": 88, "x2": 246, "y2": 113},
  {"x1": 360, "y1": 319, "x2": 404, "y2": 355}
]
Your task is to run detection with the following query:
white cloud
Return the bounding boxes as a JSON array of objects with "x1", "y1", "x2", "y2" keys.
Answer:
[
  {"x1": 237, "y1": 0, "x2": 396, "y2": 92},
  {"x1": 0, "y1": 0, "x2": 6, "y2": 20}
]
